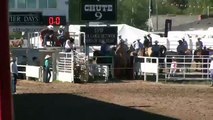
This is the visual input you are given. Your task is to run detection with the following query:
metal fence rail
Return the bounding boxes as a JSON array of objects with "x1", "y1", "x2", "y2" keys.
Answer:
[
  {"x1": 161, "y1": 55, "x2": 211, "y2": 80},
  {"x1": 56, "y1": 52, "x2": 74, "y2": 82}
]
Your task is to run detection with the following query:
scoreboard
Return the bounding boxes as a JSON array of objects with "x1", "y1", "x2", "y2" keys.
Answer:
[
  {"x1": 42, "y1": 16, "x2": 66, "y2": 26},
  {"x1": 9, "y1": 12, "x2": 66, "y2": 26}
]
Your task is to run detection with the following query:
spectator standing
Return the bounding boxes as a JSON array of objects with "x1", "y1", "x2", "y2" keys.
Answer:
[
  {"x1": 196, "y1": 38, "x2": 203, "y2": 50},
  {"x1": 169, "y1": 57, "x2": 177, "y2": 78},
  {"x1": 44, "y1": 55, "x2": 51, "y2": 83},
  {"x1": 209, "y1": 55, "x2": 213, "y2": 87},
  {"x1": 10, "y1": 57, "x2": 18, "y2": 94}
]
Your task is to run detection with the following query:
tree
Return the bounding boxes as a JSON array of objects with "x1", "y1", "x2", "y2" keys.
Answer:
[
  {"x1": 168, "y1": 0, "x2": 189, "y2": 11},
  {"x1": 117, "y1": 0, "x2": 149, "y2": 29},
  {"x1": 169, "y1": 0, "x2": 189, "y2": 10},
  {"x1": 69, "y1": 0, "x2": 81, "y2": 24}
]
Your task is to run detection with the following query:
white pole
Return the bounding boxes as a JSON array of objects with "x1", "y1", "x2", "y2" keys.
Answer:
[
  {"x1": 207, "y1": 6, "x2": 210, "y2": 16},
  {"x1": 155, "y1": 0, "x2": 158, "y2": 31},
  {"x1": 148, "y1": 0, "x2": 151, "y2": 32}
]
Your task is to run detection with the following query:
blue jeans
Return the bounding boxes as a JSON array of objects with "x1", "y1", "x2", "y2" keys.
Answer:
[
  {"x1": 11, "y1": 73, "x2": 17, "y2": 93},
  {"x1": 210, "y1": 70, "x2": 213, "y2": 84},
  {"x1": 44, "y1": 68, "x2": 51, "y2": 83}
]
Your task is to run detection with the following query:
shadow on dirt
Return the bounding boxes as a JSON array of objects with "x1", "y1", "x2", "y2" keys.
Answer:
[{"x1": 14, "y1": 94, "x2": 178, "y2": 120}]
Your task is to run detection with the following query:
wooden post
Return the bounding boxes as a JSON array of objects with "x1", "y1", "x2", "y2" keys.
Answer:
[{"x1": 0, "y1": 1, "x2": 14, "y2": 120}]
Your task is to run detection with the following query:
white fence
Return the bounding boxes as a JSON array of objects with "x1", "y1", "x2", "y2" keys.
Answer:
[
  {"x1": 134, "y1": 56, "x2": 159, "y2": 82},
  {"x1": 56, "y1": 52, "x2": 74, "y2": 82},
  {"x1": 17, "y1": 65, "x2": 43, "y2": 81},
  {"x1": 16, "y1": 51, "x2": 212, "y2": 82}
]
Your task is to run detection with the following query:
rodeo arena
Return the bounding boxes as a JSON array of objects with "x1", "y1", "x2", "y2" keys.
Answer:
[
  {"x1": 3, "y1": 0, "x2": 213, "y2": 120},
  {"x1": 10, "y1": 23, "x2": 213, "y2": 84}
]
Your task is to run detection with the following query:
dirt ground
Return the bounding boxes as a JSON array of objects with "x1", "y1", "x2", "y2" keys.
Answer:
[{"x1": 14, "y1": 80, "x2": 213, "y2": 120}]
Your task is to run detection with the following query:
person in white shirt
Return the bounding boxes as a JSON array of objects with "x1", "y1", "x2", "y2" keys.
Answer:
[
  {"x1": 64, "y1": 38, "x2": 74, "y2": 52},
  {"x1": 209, "y1": 55, "x2": 213, "y2": 87},
  {"x1": 169, "y1": 57, "x2": 177, "y2": 78},
  {"x1": 10, "y1": 57, "x2": 18, "y2": 94}
]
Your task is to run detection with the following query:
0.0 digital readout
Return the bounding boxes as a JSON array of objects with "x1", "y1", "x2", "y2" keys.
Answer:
[{"x1": 43, "y1": 16, "x2": 66, "y2": 26}]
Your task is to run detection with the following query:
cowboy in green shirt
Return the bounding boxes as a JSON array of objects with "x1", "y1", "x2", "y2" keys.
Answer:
[{"x1": 44, "y1": 55, "x2": 51, "y2": 83}]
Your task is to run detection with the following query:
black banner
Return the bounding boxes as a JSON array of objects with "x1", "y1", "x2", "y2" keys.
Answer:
[
  {"x1": 80, "y1": 26, "x2": 117, "y2": 45},
  {"x1": 9, "y1": 12, "x2": 43, "y2": 26},
  {"x1": 81, "y1": 0, "x2": 117, "y2": 21}
]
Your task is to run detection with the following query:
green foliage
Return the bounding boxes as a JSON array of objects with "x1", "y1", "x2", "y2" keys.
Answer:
[
  {"x1": 117, "y1": 0, "x2": 149, "y2": 29},
  {"x1": 9, "y1": 32, "x2": 22, "y2": 39},
  {"x1": 168, "y1": 0, "x2": 189, "y2": 10},
  {"x1": 159, "y1": 0, "x2": 213, "y2": 15}
]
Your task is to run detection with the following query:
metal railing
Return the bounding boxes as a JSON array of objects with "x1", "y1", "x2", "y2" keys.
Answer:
[
  {"x1": 162, "y1": 55, "x2": 211, "y2": 80},
  {"x1": 89, "y1": 55, "x2": 114, "y2": 79},
  {"x1": 56, "y1": 52, "x2": 75, "y2": 82}
]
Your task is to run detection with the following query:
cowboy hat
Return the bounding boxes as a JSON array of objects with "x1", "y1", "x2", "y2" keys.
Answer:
[
  {"x1": 154, "y1": 40, "x2": 159, "y2": 43},
  {"x1": 45, "y1": 55, "x2": 51, "y2": 59},
  {"x1": 47, "y1": 25, "x2": 54, "y2": 30},
  {"x1": 59, "y1": 25, "x2": 65, "y2": 29}
]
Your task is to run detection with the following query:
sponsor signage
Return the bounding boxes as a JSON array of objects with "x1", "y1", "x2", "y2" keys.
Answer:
[
  {"x1": 80, "y1": 26, "x2": 117, "y2": 45},
  {"x1": 9, "y1": 26, "x2": 44, "y2": 32},
  {"x1": 9, "y1": 12, "x2": 66, "y2": 26},
  {"x1": 9, "y1": 12, "x2": 43, "y2": 26},
  {"x1": 81, "y1": 0, "x2": 117, "y2": 21}
]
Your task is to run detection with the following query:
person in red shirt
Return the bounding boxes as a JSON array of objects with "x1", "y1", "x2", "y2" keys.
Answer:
[{"x1": 169, "y1": 57, "x2": 177, "y2": 78}]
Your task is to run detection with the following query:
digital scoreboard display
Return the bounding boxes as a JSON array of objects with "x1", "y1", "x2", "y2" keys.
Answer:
[
  {"x1": 9, "y1": 12, "x2": 66, "y2": 26},
  {"x1": 42, "y1": 16, "x2": 66, "y2": 26}
]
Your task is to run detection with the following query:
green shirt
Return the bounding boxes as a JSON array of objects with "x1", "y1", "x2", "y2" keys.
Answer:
[{"x1": 45, "y1": 59, "x2": 50, "y2": 68}]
